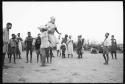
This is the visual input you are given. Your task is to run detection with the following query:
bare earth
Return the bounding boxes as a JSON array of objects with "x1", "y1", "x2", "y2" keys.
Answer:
[{"x1": 2, "y1": 50, "x2": 123, "y2": 83}]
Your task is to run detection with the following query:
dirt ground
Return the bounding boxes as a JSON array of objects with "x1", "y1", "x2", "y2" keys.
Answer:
[{"x1": 2, "y1": 50, "x2": 123, "y2": 83}]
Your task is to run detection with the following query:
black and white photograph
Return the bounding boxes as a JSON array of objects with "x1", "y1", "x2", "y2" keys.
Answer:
[{"x1": 2, "y1": 1, "x2": 123, "y2": 83}]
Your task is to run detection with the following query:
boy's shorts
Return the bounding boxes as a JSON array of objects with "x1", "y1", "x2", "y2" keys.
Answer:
[{"x1": 103, "y1": 46, "x2": 109, "y2": 55}]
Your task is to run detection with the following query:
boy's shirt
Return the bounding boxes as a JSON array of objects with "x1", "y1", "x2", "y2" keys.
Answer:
[
  {"x1": 103, "y1": 37, "x2": 111, "y2": 47},
  {"x1": 35, "y1": 37, "x2": 41, "y2": 49},
  {"x1": 9, "y1": 38, "x2": 17, "y2": 48},
  {"x1": 25, "y1": 36, "x2": 33, "y2": 48},
  {"x1": 77, "y1": 39, "x2": 83, "y2": 49},
  {"x1": 111, "y1": 39, "x2": 117, "y2": 46}
]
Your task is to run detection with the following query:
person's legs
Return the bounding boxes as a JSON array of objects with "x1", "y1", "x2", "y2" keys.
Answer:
[
  {"x1": 9, "y1": 47, "x2": 13, "y2": 63},
  {"x1": 45, "y1": 48, "x2": 49, "y2": 63},
  {"x1": 40, "y1": 48, "x2": 46, "y2": 66},
  {"x1": 114, "y1": 51, "x2": 117, "y2": 59},
  {"x1": 36, "y1": 49, "x2": 39, "y2": 63},
  {"x1": 111, "y1": 51, "x2": 114, "y2": 59},
  {"x1": 106, "y1": 54, "x2": 109, "y2": 64},
  {"x1": 103, "y1": 53, "x2": 107, "y2": 64},
  {"x1": 18, "y1": 47, "x2": 21, "y2": 59},
  {"x1": 3, "y1": 53, "x2": 6, "y2": 66},
  {"x1": 68, "y1": 54, "x2": 70, "y2": 58},
  {"x1": 57, "y1": 50, "x2": 59, "y2": 57},
  {"x1": 26, "y1": 48, "x2": 29, "y2": 63},
  {"x1": 13, "y1": 48, "x2": 16, "y2": 64},
  {"x1": 30, "y1": 48, "x2": 33, "y2": 63}
]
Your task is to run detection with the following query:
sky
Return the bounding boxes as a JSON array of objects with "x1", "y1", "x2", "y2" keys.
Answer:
[{"x1": 2, "y1": 1, "x2": 123, "y2": 44}]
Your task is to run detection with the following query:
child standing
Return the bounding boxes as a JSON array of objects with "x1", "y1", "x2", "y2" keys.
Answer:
[{"x1": 8, "y1": 34, "x2": 17, "y2": 64}]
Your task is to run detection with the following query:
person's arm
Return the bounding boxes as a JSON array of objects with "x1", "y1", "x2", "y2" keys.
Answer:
[{"x1": 55, "y1": 27, "x2": 61, "y2": 35}]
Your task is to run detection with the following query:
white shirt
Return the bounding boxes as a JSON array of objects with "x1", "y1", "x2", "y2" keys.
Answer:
[{"x1": 103, "y1": 37, "x2": 111, "y2": 46}]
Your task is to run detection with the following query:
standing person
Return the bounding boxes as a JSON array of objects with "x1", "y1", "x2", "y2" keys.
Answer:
[
  {"x1": 61, "y1": 34, "x2": 68, "y2": 57},
  {"x1": 17, "y1": 33, "x2": 23, "y2": 59},
  {"x1": 3, "y1": 22, "x2": 12, "y2": 67},
  {"x1": 102, "y1": 33, "x2": 111, "y2": 65},
  {"x1": 61, "y1": 43, "x2": 66, "y2": 58},
  {"x1": 56, "y1": 35, "x2": 61, "y2": 57},
  {"x1": 8, "y1": 34, "x2": 17, "y2": 64},
  {"x1": 67, "y1": 35, "x2": 73, "y2": 58},
  {"x1": 35, "y1": 34, "x2": 41, "y2": 63},
  {"x1": 46, "y1": 16, "x2": 61, "y2": 58},
  {"x1": 25, "y1": 32, "x2": 33, "y2": 63},
  {"x1": 77, "y1": 35, "x2": 83, "y2": 59},
  {"x1": 38, "y1": 26, "x2": 50, "y2": 66},
  {"x1": 110, "y1": 35, "x2": 117, "y2": 59}
]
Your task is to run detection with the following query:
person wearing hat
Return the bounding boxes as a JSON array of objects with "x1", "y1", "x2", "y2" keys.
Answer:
[
  {"x1": 3, "y1": 22, "x2": 12, "y2": 67},
  {"x1": 102, "y1": 33, "x2": 111, "y2": 65},
  {"x1": 110, "y1": 35, "x2": 117, "y2": 59},
  {"x1": 67, "y1": 35, "x2": 73, "y2": 58}
]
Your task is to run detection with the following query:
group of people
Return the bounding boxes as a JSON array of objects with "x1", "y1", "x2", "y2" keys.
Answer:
[
  {"x1": 3, "y1": 23, "x2": 23, "y2": 65},
  {"x1": 3, "y1": 16, "x2": 118, "y2": 68}
]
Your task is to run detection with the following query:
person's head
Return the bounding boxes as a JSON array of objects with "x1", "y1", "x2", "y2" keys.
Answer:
[
  {"x1": 12, "y1": 34, "x2": 15, "y2": 38},
  {"x1": 69, "y1": 35, "x2": 72, "y2": 39},
  {"x1": 17, "y1": 33, "x2": 20, "y2": 37},
  {"x1": 6, "y1": 22, "x2": 12, "y2": 29},
  {"x1": 111, "y1": 35, "x2": 114, "y2": 39},
  {"x1": 105, "y1": 33, "x2": 109, "y2": 38},
  {"x1": 50, "y1": 16, "x2": 55, "y2": 24},
  {"x1": 65, "y1": 34, "x2": 68, "y2": 38},
  {"x1": 78, "y1": 35, "x2": 82, "y2": 40},
  {"x1": 28, "y1": 32, "x2": 31, "y2": 37},
  {"x1": 38, "y1": 33, "x2": 41, "y2": 37}
]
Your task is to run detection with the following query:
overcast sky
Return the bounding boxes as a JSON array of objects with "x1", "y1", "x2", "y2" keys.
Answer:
[{"x1": 2, "y1": 1, "x2": 123, "y2": 44}]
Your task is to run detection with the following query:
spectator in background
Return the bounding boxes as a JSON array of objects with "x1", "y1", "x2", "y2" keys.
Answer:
[
  {"x1": 17, "y1": 33, "x2": 23, "y2": 59},
  {"x1": 35, "y1": 34, "x2": 41, "y2": 63},
  {"x1": 3, "y1": 22, "x2": 12, "y2": 67},
  {"x1": 61, "y1": 34, "x2": 68, "y2": 57},
  {"x1": 77, "y1": 35, "x2": 83, "y2": 59},
  {"x1": 56, "y1": 35, "x2": 61, "y2": 57},
  {"x1": 102, "y1": 33, "x2": 111, "y2": 65},
  {"x1": 110, "y1": 35, "x2": 117, "y2": 59},
  {"x1": 67, "y1": 35, "x2": 73, "y2": 58},
  {"x1": 8, "y1": 34, "x2": 17, "y2": 64},
  {"x1": 25, "y1": 32, "x2": 33, "y2": 63}
]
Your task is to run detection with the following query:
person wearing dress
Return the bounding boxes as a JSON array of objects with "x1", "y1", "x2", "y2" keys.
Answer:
[
  {"x1": 102, "y1": 33, "x2": 111, "y2": 65},
  {"x1": 45, "y1": 16, "x2": 61, "y2": 57},
  {"x1": 67, "y1": 35, "x2": 73, "y2": 58},
  {"x1": 110, "y1": 35, "x2": 117, "y2": 59},
  {"x1": 56, "y1": 35, "x2": 62, "y2": 57},
  {"x1": 3, "y1": 22, "x2": 12, "y2": 67},
  {"x1": 17, "y1": 33, "x2": 23, "y2": 59},
  {"x1": 38, "y1": 26, "x2": 50, "y2": 65}
]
